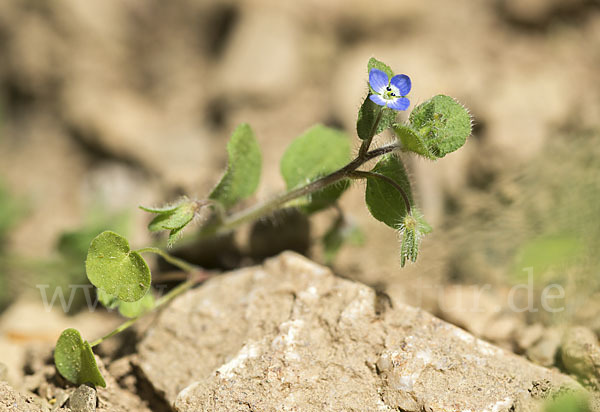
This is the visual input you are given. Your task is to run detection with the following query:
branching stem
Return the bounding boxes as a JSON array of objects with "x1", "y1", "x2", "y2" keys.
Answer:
[
  {"x1": 89, "y1": 249, "x2": 209, "y2": 347},
  {"x1": 202, "y1": 141, "x2": 400, "y2": 237}
]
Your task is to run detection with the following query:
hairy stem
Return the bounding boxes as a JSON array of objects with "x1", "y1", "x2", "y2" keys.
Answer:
[
  {"x1": 202, "y1": 142, "x2": 401, "y2": 236},
  {"x1": 348, "y1": 170, "x2": 412, "y2": 215},
  {"x1": 136, "y1": 247, "x2": 197, "y2": 273}
]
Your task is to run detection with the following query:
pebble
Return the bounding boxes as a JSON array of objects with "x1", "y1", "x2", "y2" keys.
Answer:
[
  {"x1": 526, "y1": 327, "x2": 562, "y2": 367},
  {"x1": 516, "y1": 323, "x2": 544, "y2": 351},
  {"x1": 69, "y1": 384, "x2": 97, "y2": 412},
  {"x1": 561, "y1": 326, "x2": 600, "y2": 386}
]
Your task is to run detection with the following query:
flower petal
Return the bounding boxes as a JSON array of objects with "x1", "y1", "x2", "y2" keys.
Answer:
[
  {"x1": 390, "y1": 74, "x2": 411, "y2": 96},
  {"x1": 387, "y1": 97, "x2": 410, "y2": 111},
  {"x1": 369, "y1": 94, "x2": 388, "y2": 107},
  {"x1": 369, "y1": 69, "x2": 389, "y2": 94}
]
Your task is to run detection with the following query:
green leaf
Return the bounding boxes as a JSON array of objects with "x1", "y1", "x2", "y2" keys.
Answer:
[
  {"x1": 54, "y1": 328, "x2": 106, "y2": 387},
  {"x1": 393, "y1": 124, "x2": 436, "y2": 160},
  {"x1": 209, "y1": 123, "x2": 262, "y2": 209},
  {"x1": 322, "y1": 216, "x2": 365, "y2": 264},
  {"x1": 97, "y1": 289, "x2": 119, "y2": 309},
  {"x1": 356, "y1": 96, "x2": 397, "y2": 140},
  {"x1": 139, "y1": 203, "x2": 181, "y2": 214},
  {"x1": 302, "y1": 179, "x2": 350, "y2": 214},
  {"x1": 368, "y1": 57, "x2": 393, "y2": 79},
  {"x1": 280, "y1": 125, "x2": 351, "y2": 213},
  {"x1": 399, "y1": 94, "x2": 472, "y2": 159},
  {"x1": 118, "y1": 291, "x2": 154, "y2": 318},
  {"x1": 85, "y1": 231, "x2": 151, "y2": 302},
  {"x1": 145, "y1": 203, "x2": 196, "y2": 232},
  {"x1": 364, "y1": 154, "x2": 414, "y2": 229},
  {"x1": 140, "y1": 199, "x2": 200, "y2": 247}
]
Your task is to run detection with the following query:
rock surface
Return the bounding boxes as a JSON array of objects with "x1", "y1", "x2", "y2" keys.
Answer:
[
  {"x1": 69, "y1": 384, "x2": 97, "y2": 412},
  {"x1": 137, "y1": 252, "x2": 581, "y2": 411},
  {"x1": 561, "y1": 326, "x2": 600, "y2": 389},
  {"x1": 0, "y1": 382, "x2": 38, "y2": 412}
]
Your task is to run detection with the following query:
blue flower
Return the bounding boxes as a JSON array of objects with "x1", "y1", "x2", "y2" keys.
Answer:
[{"x1": 368, "y1": 69, "x2": 411, "y2": 111}]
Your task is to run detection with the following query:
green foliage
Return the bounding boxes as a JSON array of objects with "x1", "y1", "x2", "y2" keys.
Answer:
[
  {"x1": 98, "y1": 280, "x2": 155, "y2": 317},
  {"x1": 280, "y1": 125, "x2": 351, "y2": 213},
  {"x1": 544, "y1": 391, "x2": 590, "y2": 412},
  {"x1": 118, "y1": 291, "x2": 154, "y2": 318},
  {"x1": 322, "y1": 216, "x2": 364, "y2": 264},
  {"x1": 512, "y1": 234, "x2": 584, "y2": 282},
  {"x1": 395, "y1": 95, "x2": 471, "y2": 159},
  {"x1": 140, "y1": 199, "x2": 198, "y2": 247},
  {"x1": 97, "y1": 289, "x2": 120, "y2": 309},
  {"x1": 85, "y1": 231, "x2": 151, "y2": 302},
  {"x1": 364, "y1": 155, "x2": 432, "y2": 266},
  {"x1": 367, "y1": 57, "x2": 393, "y2": 81},
  {"x1": 357, "y1": 97, "x2": 397, "y2": 141},
  {"x1": 54, "y1": 328, "x2": 105, "y2": 387},
  {"x1": 393, "y1": 124, "x2": 433, "y2": 159},
  {"x1": 365, "y1": 154, "x2": 414, "y2": 229},
  {"x1": 209, "y1": 123, "x2": 262, "y2": 209}
]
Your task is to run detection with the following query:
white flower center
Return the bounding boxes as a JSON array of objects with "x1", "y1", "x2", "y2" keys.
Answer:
[{"x1": 382, "y1": 85, "x2": 400, "y2": 101}]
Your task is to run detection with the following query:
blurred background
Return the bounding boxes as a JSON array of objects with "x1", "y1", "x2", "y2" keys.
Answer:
[{"x1": 0, "y1": 0, "x2": 599, "y2": 382}]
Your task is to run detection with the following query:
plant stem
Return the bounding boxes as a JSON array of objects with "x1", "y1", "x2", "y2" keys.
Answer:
[
  {"x1": 358, "y1": 108, "x2": 383, "y2": 159},
  {"x1": 89, "y1": 269, "x2": 209, "y2": 348},
  {"x1": 204, "y1": 142, "x2": 401, "y2": 236},
  {"x1": 348, "y1": 170, "x2": 412, "y2": 215},
  {"x1": 135, "y1": 247, "x2": 197, "y2": 273}
]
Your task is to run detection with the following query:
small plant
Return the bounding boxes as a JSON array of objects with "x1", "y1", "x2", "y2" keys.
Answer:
[{"x1": 53, "y1": 58, "x2": 472, "y2": 387}]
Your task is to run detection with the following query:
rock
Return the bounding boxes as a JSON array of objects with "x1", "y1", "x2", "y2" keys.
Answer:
[
  {"x1": 482, "y1": 314, "x2": 522, "y2": 347},
  {"x1": 0, "y1": 382, "x2": 38, "y2": 412},
  {"x1": 561, "y1": 327, "x2": 600, "y2": 388},
  {"x1": 69, "y1": 385, "x2": 96, "y2": 412},
  {"x1": 527, "y1": 327, "x2": 563, "y2": 367},
  {"x1": 516, "y1": 323, "x2": 545, "y2": 352},
  {"x1": 137, "y1": 252, "x2": 581, "y2": 411},
  {"x1": 436, "y1": 285, "x2": 502, "y2": 337}
]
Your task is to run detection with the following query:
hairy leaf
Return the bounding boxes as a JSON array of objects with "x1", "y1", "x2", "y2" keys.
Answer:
[
  {"x1": 393, "y1": 124, "x2": 435, "y2": 160},
  {"x1": 280, "y1": 125, "x2": 351, "y2": 213},
  {"x1": 367, "y1": 57, "x2": 393, "y2": 79},
  {"x1": 85, "y1": 231, "x2": 151, "y2": 302},
  {"x1": 357, "y1": 96, "x2": 397, "y2": 140},
  {"x1": 364, "y1": 154, "x2": 414, "y2": 229},
  {"x1": 209, "y1": 123, "x2": 262, "y2": 209},
  {"x1": 142, "y1": 202, "x2": 196, "y2": 232},
  {"x1": 399, "y1": 94, "x2": 472, "y2": 159}
]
